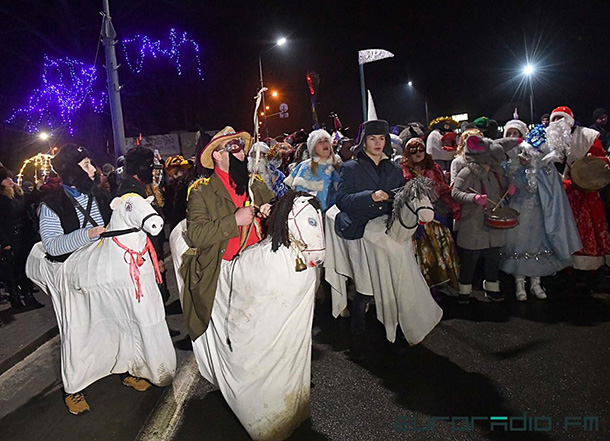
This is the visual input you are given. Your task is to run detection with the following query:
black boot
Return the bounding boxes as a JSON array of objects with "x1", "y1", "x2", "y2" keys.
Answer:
[
  {"x1": 23, "y1": 291, "x2": 44, "y2": 309},
  {"x1": 9, "y1": 290, "x2": 25, "y2": 310}
]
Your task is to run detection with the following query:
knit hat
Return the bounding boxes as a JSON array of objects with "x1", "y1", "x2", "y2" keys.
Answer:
[
  {"x1": 473, "y1": 117, "x2": 490, "y2": 130},
  {"x1": 550, "y1": 106, "x2": 575, "y2": 127},
  {"x1": 307, "y1": 129, "x2": 332, "y2": 158},
  {"x1": 22, "y1": 180, "x2": 34, "y2": 192},
  {"x1": 51, "y1": 144, "x2": 94, "y2": 191},
  {"x1": 503, "y1": 119, "x2": 529, "y2": 138},
  {"x1": 593, "y1": 108, "x2": 607, "y2": 121},
  {"x1": 200, "y1": 126, "x2": 252, "y2": 169},
  {"x1": 353, "y1": 120, "x2": 393, "y2": 156}
]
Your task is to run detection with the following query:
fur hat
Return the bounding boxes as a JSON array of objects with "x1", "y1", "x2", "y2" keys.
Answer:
[
  {"x1": 0, "y1": 166, "x2": 12, "y2": 183},
  {"x1": 550, "y1": 106, "x2": 575, "y2": 127},
  {"x1": 353, "y1": 120, "x2": 392, "y2": 156},
  {"x1": 51, "y1": 144, "x2": 93, "y2": 191},
  {"x1": 199, "y1": 126, "x2": 252, "y2": 169},
  {"x1": 503, "y1": 119, "x2": 529, "y2": 138},
  {"x1": 307, "y1": 129, "x2": 332, "y2": 158},
  {"x1": 125, "y1": 146, "x2": 154, "y2": 182}
]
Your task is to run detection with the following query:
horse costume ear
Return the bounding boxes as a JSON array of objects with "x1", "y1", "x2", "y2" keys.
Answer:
[
  {"x1": 145, "y1": 195, "x2": 154, "y2": 204},
  {"x1": 110, "y1": 197, "x2": 123, "y2": 211}
]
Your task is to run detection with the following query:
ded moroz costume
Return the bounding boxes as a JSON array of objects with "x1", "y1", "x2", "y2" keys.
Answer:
[{"x1": 547, "y1": 106, "x2": 610, "y2": 273}]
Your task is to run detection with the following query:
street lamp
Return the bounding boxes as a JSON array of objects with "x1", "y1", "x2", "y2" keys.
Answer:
[
  {"x1": 38, "y1": 131, "x2": 50, "y2": 141},
  {"x1": 259, "y1": 37, "x2": 287, "y2": 138},
  {"x1": 406, "y1": 81, "x2": 429, "y2": 125},
  {"x1": 523, "y1": 64, "x2": 535, "y2": 125}
]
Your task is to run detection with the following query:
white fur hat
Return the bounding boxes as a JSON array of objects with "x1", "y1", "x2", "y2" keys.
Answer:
[
  {"x1": 503, "y1": 119, "x2": 529, "y2": 138},
  {"x1": 307, "y1": 129, "x2": 332, "y2": 157}
]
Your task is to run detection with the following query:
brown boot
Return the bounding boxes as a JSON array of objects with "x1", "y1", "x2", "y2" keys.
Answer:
[
  {"x1": 64, "y1": 392, "x2": 90, "y2": 415},
  {"x1": 122, "y1": 375, "x2": 152, "y2": 392}
]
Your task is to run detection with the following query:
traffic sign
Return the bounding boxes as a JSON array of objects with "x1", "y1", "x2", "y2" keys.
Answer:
[
  {"x1": 279, "y1": 112, "x2": 289, "y2": 118},
  {"x1": 279, "y1": 103, "x2": 289, "y2": 113}
]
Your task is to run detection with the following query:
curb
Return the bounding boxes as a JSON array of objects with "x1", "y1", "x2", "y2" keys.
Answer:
[{"x1": 0, "y1": 325, "x2": 59, "y2": 377}]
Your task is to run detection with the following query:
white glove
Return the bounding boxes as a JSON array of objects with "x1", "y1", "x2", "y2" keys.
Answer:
[{"x1": 542, "y1": 150, "x2": 563, "y2": 165}]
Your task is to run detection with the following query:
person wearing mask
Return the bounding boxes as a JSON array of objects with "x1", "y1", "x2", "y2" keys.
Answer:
[
  {"x1": 401, "y1": 138, "x2": 460, "y2": 298},
  {"x1": 590, "y1": 108, "x2": 609, "y2": 150},
  {"x1": 181, "y1": 127, "x2": 272, "y2": 344}
]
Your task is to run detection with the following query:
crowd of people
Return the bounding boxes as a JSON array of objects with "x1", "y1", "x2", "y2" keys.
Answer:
[{"x1": 1, "y1": 104, "x2": 609, "y2": 439}]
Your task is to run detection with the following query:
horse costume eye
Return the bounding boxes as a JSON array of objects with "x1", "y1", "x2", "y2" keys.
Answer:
[
  {"x1": 308, "y1": 218, "x2": 317, "y2": 227},
  {"x1": 125, "y1": 202, "x2": 133, "y2": 212}
]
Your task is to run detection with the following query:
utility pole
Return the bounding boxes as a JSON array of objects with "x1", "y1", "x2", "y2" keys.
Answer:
[{"x1": 101, "y1": 0, "x2": 126, "y2": 158}]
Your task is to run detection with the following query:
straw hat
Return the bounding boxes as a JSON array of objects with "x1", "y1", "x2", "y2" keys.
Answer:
[{"x1": 199, "y1": 126, "x2": 253, "y2": 169}]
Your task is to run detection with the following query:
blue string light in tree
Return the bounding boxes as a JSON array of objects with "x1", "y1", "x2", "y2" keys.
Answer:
[
  {"x1": 7, "y1": 55, "x2": 107, "y2": 135},
  {"x1": 121, "y1": 28, "x2": 203, "y2": 79}
]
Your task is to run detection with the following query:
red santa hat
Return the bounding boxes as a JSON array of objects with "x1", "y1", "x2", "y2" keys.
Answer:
[{"x1": 550, "y1": 106, "x2": 575, "y2": 127}]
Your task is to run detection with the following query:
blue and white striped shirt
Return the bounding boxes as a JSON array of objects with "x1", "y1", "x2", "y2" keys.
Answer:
[{"x1": 39, "y1": 186, "x2": 105, "y2": 257}]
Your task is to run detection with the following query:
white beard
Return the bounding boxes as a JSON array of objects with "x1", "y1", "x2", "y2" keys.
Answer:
[{"x1": 546, "y1": 119, "x2": 572, "y2": 160}]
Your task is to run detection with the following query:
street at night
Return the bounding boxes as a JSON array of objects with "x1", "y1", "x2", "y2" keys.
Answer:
[
  {"x1": 1, "y1": 259, "x2": 609, "y2": 440},
  {"x1": 1, "y1": 2, "x2": 610, "y2": 440}
]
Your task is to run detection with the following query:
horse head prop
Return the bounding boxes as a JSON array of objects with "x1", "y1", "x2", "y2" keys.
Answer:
[
  {"x1": 107, "y1": 193, "x2": 164, "y2": 238},
  {"x1": 386, "y1": 177, "x2": 436, "y2": 243},
  {"x1": 106, "y1": 193, "x2": 164, "y2": 302},
  {"x1": 267, "y1": 190, "x2": 325, "y2": 271}
]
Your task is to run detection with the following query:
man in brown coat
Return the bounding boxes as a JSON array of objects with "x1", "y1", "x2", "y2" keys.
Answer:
[{"x1": 181, "y1": 127, "x2": 273, "y2": 340}]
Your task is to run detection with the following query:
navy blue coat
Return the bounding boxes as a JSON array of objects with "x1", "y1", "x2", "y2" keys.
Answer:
[{"x1": 335, "y1": 154, "x2": 405, "y2": 240}]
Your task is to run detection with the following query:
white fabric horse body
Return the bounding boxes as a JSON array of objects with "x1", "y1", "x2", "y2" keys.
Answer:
[
  {"x1": 26, "y1": 193, "x2": 176, "y2": 393},
  {"x1": 170, "y1": 193, "x2": 324, "y2": 441},
  {"x1": 325, "y1": 177, "x2": 443, "y2": 344}
]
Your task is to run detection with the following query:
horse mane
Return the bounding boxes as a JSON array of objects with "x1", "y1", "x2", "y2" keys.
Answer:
[
  {"x1": 267, "y1": 190, "x2": 321, "y2": 252},
  {"x1": 387, "y1": 176, "x2": 437, "y2": 230}
]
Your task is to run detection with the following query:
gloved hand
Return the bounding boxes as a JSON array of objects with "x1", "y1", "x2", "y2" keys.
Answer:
[
  {"x1": 507, "y1": 184, "x2": 517, "y2": 196},
  {"x1": 542, "y1": 150, "x2": 563, "y2": 164},
  {"x1": 474, "y1": 194, "x2": 488, "y2": 206}
]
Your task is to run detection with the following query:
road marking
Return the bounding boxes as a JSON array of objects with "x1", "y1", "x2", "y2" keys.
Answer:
[{"x1": 136, "y1": 352, "x2": 199, "y2": 441}]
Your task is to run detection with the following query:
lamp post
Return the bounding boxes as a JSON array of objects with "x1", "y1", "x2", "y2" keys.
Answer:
[
  {"x1": 523, "y1": 64, "x2": 535, "y2": 125},
  {"x1": 258, "y1": 37, "x2": 286, "y2": 139},
  {"x1": 407, "y1": 81, "x2": 429, "y2": 124}
]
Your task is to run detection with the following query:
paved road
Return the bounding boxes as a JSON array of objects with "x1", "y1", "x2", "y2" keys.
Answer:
[{"x1": 1, "y1": 269, "x2": 609, "y2": 441}]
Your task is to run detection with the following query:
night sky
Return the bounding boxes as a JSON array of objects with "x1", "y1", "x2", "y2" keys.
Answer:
[{"x1": 1, "y1": 0, "x2": 609, "y2": 168}]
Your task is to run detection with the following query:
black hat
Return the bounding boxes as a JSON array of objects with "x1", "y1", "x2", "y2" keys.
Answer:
[
  {"x1": 125, "y1": 146, "x2": 154, "y2": 184},
  {"x1": 353, "y1": 120, "x2": 392, "y2": 156},
  {"x1": 593, "y1": 108, "x2": 607, "y2": 120},
  {"x1": 0, "y1": 166, "x2": 13, "y2": 183},
  {"x1": 52, "y1": 144, "x2": 94, "y2": 192}
]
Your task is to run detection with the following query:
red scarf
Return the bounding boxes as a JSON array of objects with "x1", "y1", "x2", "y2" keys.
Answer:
[{"x1": 215, "y1": 168, "x2": 261, "y2": 260}]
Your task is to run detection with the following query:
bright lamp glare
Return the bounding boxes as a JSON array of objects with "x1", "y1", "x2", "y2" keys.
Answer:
[
  {"x1": 523, "y1": 64, "x2": 535, "y2": 76},
  {"x1": 38, "y1": 132, "x2": 49, "y2": 140},
  {"x1": 276, "y1": 37, "x2": 287, "y2": 46},
  {"x1": 408, "y1": 81, "x2": 413, "y2": 87}
]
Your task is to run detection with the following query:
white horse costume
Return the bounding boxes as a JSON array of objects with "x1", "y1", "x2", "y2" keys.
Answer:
[
  {"x1": 170, "y1": 192, "x2": 324, "y2": 441},
  {"x1": 325, "y1": 177, "x2": 443, "y2": 344},
  {"x1": 26, "y1": 193, "x2": 176, "y2": 393}
]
